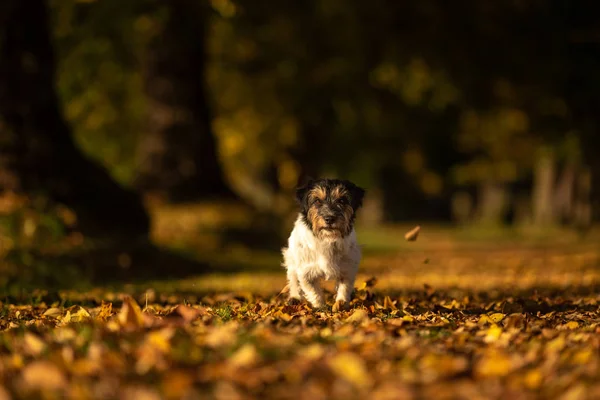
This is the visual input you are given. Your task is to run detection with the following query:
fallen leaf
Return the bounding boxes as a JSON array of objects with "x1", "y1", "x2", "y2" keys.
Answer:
[
  {"x1": 328, "y1": 352, "x2": 372, "y2": 389},
  {"x1": 332, "y1": 300, "x2": 349, "y2": 312},
  {"x1": 43, "y1": 308, "x2": 62, "y2": 318},
  {"x1": 21, "y1": 361, "x2": 67, "y2": 391},
  {"x1": 346, "y1": 309, "x2": 369, "y2": 323},
  {"x1": 118, "y1": 296, "x2": 145, "y2": 330},
  {"x1": 96, "y1": 302, "x2": 113, "y2": 320},
  {"x1": 229, "y1": 344, "x2": 260, "y2": 368},
  {"x1": 524, "y1": 369, "x2": 543, "y2": 389},
  {"x1": 23, "y1": 333, "x2": 46, "y2": 356},
  {"x1": 404, "y1": 225, "x2": 421, "y2": 241},
  {"x1": 564, "y1": 321, "x2": 580, "y2": 330},
  {"x1": 489, "y1": 313, "x2": 505, "y2": 323},
  {"x1": 475, "y1": 350, "x2": 513, "y2": 377},
  {"x1": 484, "y1": 325, "x2": 503, "y2": 343},
  {"x1": 173, "y1": 304, "x2": 201, "y2": 323},
  {"x1": 71, "y1": 306, "x2": 91, "y2": 322}
]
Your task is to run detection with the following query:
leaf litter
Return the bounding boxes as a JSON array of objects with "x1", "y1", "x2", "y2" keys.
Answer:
[{"x1": 0, "y1": 244, "x2": 599, "y2": 399}]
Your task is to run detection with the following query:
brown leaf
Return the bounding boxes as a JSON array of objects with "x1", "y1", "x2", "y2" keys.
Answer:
[
  {"x1": 332, "y1": 300, "x2": 349, "y2": 312},
  {"x1": 172, "y1": 304, "x2": 202, "y2": 323},
  {"x1": 21, "y1": 361, "x2": 67, "y2": 391},
  {"x1": 118, "y1": 296, "x2": 145, "y2": 330},
  {"x1": 404, "y1": 225, "x2": 421, "y2": 241}
]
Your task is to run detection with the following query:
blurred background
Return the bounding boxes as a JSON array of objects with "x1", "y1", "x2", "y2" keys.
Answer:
[{"x1": 1, "y1": 0, "x2": 599, "y2": 291}]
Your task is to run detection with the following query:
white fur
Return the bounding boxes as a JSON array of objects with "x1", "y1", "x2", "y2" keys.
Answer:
[{"x1": 282, "y1": 214, "x2": 361, "y2": 308}]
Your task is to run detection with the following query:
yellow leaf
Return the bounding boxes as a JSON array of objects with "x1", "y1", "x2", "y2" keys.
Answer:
[
  {"x1": 146, "y1": 328, "x2": 175, "y2": 353},
  {"x1": 10, "y1": 353, "x2": 24, "y2": 369},
  {"x1": 96, "y1": 302, "x2": 113, "y2": 320},
  {"x1": 229, "y1": 344, "x2": 260, "y2": 368},
  {"x1": 21, "y1": 361, "x2": 67, "y2": 390},
  {"x1": 71, "y1": 306, "x2": 91, "y2": 323},
  {"x1": 276, "y1": 312, "x2": 294, "y2": 322},
  {"x1": 419, "y1": 353, "x2": 468, "y2": 378},
  {"x1": 524, "y1": 369, "x2": 543, "y2": 389},
  {"x1": 572, "y1": 349, "x2": 593, "y2": 365},
  {"x1": 43, "y1": 308, "x2": 62, "y2": 318},
  {"x1": 346, "y1": 309, "x2": 369, "y2": 323},
  {"x1": 71, "y1": 359, "x2": 99, "y2": 376},
  {"x1": 475, "y1": 350, "x2": 512, "y2": 377},
  {"x1": 62, "y1": 311, "x2": 72, "y2": 324},
  {"x1": 23, "y1": 333, "x2": 46, "y2": 356},
  {"x1": 303, "y1": 344, "x2": 325, "y2": 361},
  {"x1": 118, "y1": 296, "x2": 145, "y2": 330},
  {"x1": 489, "y1": 313, "x2": 505, "y2": 323},
  {"x1": 565, "y1": 321, "x2": 580, "y2": 330},
  {"x1": 383, "y1": 296, "x2": 397, "y2": 310},
  {"x1": 484, "y1": 325, "x2": 503, "y2": 343},
  {"x1": 402, "y1": 315, "x2": 414, "y2": 322},
  {"x1": 478, "y1": 315, "x2": 491, "y2": 325},
  {"x1": 328, "y1": 352, "x2": 372, "y2": 389},
  {"x1": 547, "y1": 335, "x2": 566, "y2": 353},
  {"x1": 560, "y1": 384, "x2": 586, "y2": 400}
]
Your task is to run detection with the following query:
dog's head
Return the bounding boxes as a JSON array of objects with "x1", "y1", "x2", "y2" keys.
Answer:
[{"x1": 296, "y1": 178, "x2": 366, "y2": 239}]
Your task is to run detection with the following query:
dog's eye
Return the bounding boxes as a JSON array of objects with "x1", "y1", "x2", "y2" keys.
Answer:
[
  {"x1": 313, "y1": 199, "x2": 322, "y2": 206},
  {"x1": 338, "y1": 198, "x2": 348, "y2": 205}
]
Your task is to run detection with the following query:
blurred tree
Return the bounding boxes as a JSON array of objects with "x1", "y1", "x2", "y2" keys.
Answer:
[
  {"x1": 564, "y1": 0, "x2": 600, "y2": 226},
  {"x1": 134, "y1": 0, "x2": 236, "y2": 202},
  {"x1": 0, "y1": 0, "x2": 149, "y2": 238}
]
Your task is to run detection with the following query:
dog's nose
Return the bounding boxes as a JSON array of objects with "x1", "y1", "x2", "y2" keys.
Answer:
[{"x1": 324, "y1": 216, "x2": 335, "y2": 225}]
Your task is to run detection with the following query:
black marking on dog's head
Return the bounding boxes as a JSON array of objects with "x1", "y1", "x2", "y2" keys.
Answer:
[{"x1": 295, "y1": 178, "x2": 366, "y2": 239}]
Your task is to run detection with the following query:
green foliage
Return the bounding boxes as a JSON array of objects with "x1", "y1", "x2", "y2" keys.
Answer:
[
  {"x1": 43, "y1": 0, "x2": 597, "y2": 221},
  {"x1": 50, "y1": 0, "x2": 151, "y2": 186}
]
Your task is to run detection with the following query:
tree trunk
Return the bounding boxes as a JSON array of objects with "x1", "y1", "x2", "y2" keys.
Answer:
[
  {"x1": 474, "y1": 181, "x2": 508, "y2": 225},
  {"x1": 531, "y1": 150, "x2": 556, "y2": 227},
  {"x1": 135, "y1": 0, "x2": 235, "y2": 203},
  {"x1": 0, "y1": 0, "x2": 149, "y2": 239}
]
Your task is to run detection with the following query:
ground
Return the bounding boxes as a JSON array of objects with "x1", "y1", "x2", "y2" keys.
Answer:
[{"x1": 0, "y1": 212, "x2": 599, "y2": 400}]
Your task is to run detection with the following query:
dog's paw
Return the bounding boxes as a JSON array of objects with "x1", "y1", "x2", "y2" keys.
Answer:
[
  {"x1": 332, "y1": 299, "x2": 350, "y2": 312},
  {"x1": 286, "y1": 297, "x2": 302, "y2": 306}
]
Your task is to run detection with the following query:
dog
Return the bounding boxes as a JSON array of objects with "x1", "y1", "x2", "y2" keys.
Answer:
[{"x1": 282, "y1": 178, "x2": 366, "y2": 309}]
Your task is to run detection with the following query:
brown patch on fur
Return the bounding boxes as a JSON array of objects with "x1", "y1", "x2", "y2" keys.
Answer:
[
  {"x1": 308, "y1": 186, "x2": 327, "y2": 203},
  {"x1": 330, "y1": 185, "x2": 348, "y2": 201}
]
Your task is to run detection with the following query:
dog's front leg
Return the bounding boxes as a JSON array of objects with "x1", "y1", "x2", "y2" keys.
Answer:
[
  {"x1": 335, "y1": 277, "x2": 355, "y2": 304},
  {"x1": 335, "y1": 265, "x2": 357, "y2": 305},
  {"x1": 286, "y1": 268, "x2": 302, "y2": 302},
  {"x1": 298, "y1": 275, "x2": 325, "y2": 309}
]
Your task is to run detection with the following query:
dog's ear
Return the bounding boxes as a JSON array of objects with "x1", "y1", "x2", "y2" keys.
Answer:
[
  {"x1": 346, "y1": 181, "x2": 366, "y2": 210},
  {"x1": 295, "y1": 180, "x2": 313, "y2": 210}
]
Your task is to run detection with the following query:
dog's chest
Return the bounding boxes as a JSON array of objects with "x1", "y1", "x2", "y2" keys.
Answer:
[{"x1": 313, "y1": 242, "x2": 345, "y2": 279}]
